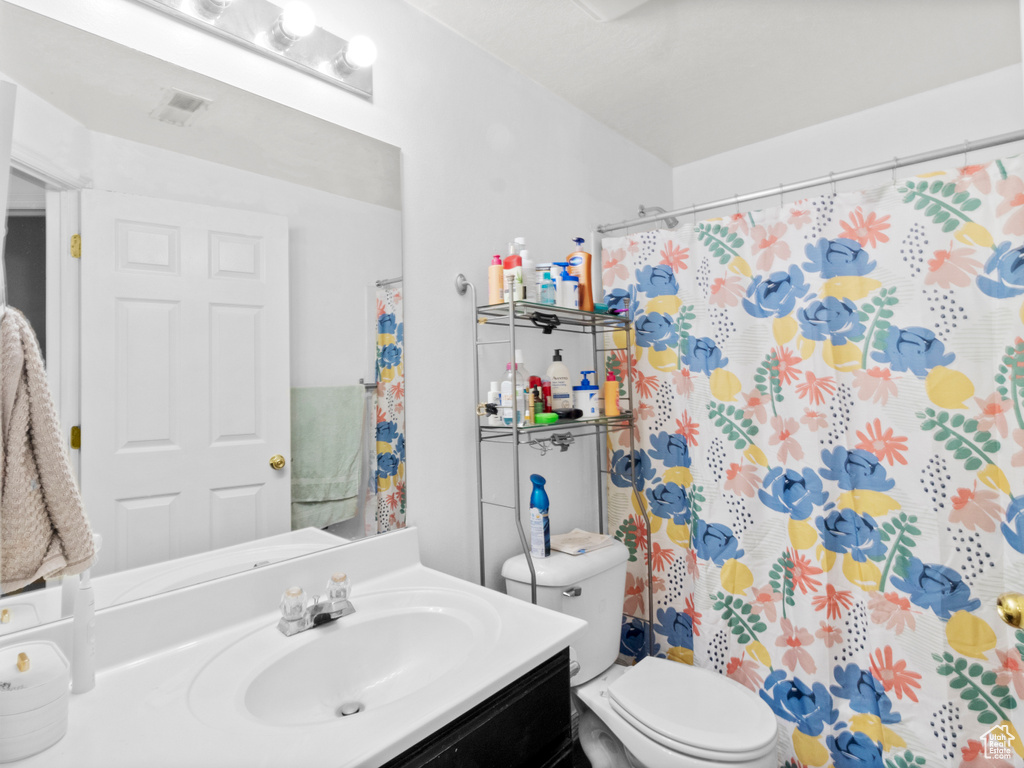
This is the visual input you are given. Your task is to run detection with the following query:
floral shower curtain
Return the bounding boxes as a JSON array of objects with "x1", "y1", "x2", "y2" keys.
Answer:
[
  {"x1": 604, "y1": 156, "x2": 1024, "y2": 767},
  {"x1": 372, "y1": 285, "x2": 406, "y2": 533}
]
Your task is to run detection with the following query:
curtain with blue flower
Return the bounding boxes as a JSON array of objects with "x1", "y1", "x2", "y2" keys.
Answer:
[
  {"x1": 373, "y1": 286, "x2": 406, "y2": 532},
  {"x1": 603, "y1": 155, "x2": 1024, "y2": 767}
]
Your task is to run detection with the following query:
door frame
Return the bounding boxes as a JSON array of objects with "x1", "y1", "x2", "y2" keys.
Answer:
[{"x1": 9, "y1": 141, "x2": 88, "y2": 480}]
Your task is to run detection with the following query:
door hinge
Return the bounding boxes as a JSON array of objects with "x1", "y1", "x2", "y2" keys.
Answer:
[
  {"x1": 70, "y1": 426, "x2": 81, "y2": 450},
  {"x1": 70, "y1": 234, "x2": 81, "y2": 259}
]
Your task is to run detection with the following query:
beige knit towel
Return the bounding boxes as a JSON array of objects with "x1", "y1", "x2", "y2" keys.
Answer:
[{"x1": 0, "y1": 307, "x2": 95, "y2": 593}]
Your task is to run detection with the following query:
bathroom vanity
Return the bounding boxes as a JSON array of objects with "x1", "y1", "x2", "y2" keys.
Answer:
[{"x1": 1, "y1": 528, "x2": 583, "y2": 767}]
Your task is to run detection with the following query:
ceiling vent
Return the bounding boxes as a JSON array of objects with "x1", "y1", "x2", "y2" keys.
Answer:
[
  {"x1": 150, "y1": 88, "x2": 212, "y2": 127},
  {"x1": 570, "y1": 0, "x2": 650, "y2": 22}
]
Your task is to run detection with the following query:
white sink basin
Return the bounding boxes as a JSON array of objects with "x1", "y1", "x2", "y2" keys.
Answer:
[{"x1": 189, "y1": 587, "x2": 502, "y2": 728}]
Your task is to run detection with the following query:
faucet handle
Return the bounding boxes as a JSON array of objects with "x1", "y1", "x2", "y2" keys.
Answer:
[
  {"x1": 326, "y1": 572, "x2": 350, "y2": 602},
  {"x1": 280, "y1": 586, "x2": 306, "y2": 621}
]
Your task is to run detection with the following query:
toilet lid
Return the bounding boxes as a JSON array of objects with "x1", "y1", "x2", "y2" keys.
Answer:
[{"x1": 607, "y1": 657, "x2": 777, "y2": 758}]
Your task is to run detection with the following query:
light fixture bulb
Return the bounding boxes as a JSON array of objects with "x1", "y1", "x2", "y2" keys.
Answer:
[
  {"x1": 280, "y1": 2, "x2": 316, "y2": 39},
  {"x1": 194, "y1": 0, "x2": 233, "y2": 20},
  {"x1": 345, "y1": 35, "x2": 377, "y2": 69}
]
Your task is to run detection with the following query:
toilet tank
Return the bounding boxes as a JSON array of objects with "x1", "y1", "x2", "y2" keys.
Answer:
[{"x1": 501, "y1": 541, "x2": 628, "y2": 685}]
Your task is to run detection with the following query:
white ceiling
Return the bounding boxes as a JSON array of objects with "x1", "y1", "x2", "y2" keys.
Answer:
[
  {"x1": 403, "y1": 0, "x2": 1022, "y2": 167},
  {"x1": 0, "y1": 2, "x2": 402, "y2": 209}
]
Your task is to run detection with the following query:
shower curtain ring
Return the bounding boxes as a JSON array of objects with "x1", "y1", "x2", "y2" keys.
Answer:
[
  {"x1": 734, "y1": 193, "x2": 739, "y2": 214},
  {"x1": 892, "y1": 157, "x2": 898, "y2": 187},
  {"x1": 963, "y1": 139, "x2": 970, "y2": 167},
  {"x1": 779, "y1": 182, "x2": 784, "y2": 208},
  {"x1": 690, "y1": 203, "x2": 697, "y2": 227},
  {"x1": 829, "y1": 172, "x2": 836, "y2": 195}
]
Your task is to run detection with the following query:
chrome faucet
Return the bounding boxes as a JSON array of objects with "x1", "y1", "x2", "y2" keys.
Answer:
[{"x1": 277, "y1": 572, "x2": 355, "y2": 636}]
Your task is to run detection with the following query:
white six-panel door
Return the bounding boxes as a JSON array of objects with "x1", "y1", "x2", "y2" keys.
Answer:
[{"x1": 80, "y1": 190, "x2": 290, "y2": 576}]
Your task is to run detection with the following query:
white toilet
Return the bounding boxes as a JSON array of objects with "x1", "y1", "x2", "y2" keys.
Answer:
[{"x1": 502, "y1": 541, "x2": 778, "y2": 768}]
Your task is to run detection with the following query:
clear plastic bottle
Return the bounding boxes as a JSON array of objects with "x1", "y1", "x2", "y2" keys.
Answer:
[
  {"x1": 540, "y1": 271, "x2": 557, "y2": 305},
  {"x1": 500, "y1": 363, "x2": 527, "y2": 426}
]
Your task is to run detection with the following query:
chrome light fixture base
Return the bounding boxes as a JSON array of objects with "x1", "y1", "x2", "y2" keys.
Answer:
[{"x1": 132, "y1": 0, "x2": 373, "y2": 101}]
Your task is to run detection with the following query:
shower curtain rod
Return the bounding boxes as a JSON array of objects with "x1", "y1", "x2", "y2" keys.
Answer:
[
  {"x1": 596, "y1": 128, "x2": 1024, "y2": 234},
  {"x1": 376, "y1": 276, "x2": 403, "y2": 287}
]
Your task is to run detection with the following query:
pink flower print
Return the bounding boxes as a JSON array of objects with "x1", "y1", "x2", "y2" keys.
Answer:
[
  {"x1": 788, "y1": 207, "x2": 811, "y2": 229},
  {"x1": 854, "y1": 418, "x2": 908, "y2": 466},
  {"x1": 672, "y1": 368, "x2": 694, "y2": 397},
  {"x1": 708, "y1": 274, "x2": 745, "y2": 307},
  {"x1": 853, "y1": 367, "x2": 899, "y2": 405},
  {"x1": 685, "y1": 547, "x2": 699, "y2": 581},
  {"x1": 602, "y1": 248, "x2": 628, "y2": 285},
  {"x1": 870, "y1": 646, "x2": 922, "y2": 702},
  {"x1": 838, "y1": 207, "x2": 890, "y2": 248},
  {"x1": 814, "y1": 621, "x2": 843, "y2": 648},
  {"x1": 961, "y1": 739, "x2": 1016, "y2": 767},
  {"x1": 1013, "y1": 429, "x2": 1024, "y2": 468},
  {"x1": 659, "y1": 241, "x2": 689, "y2": 272},
  {"x1": 726, "y1": 654, "x2": 764, "y2": 692},
  {"x1": 996, "y1": 174, "x2": 1024, "y2": 235},
  {"x1": 950, "y1": 482, "x2": 1004, "y2": 532},
  {"x1": 724, "y1": 462, "x2": 761, "y2": 497},
  {"x1": 624, "y1": 572, "x2": 646, "y2": 616},
  {"x1": 636, "y1": 400, "x2": 655, "y2": 422},
  {"x1": 995, "y1": 647, "x2": 1024, "y2": 699},
  {"x1": 811, "y1": 584, "x2": 853, "y2": 620},
  {"x1": 955, "y1": 163, "x2": 992, "y2": 195},
  {"x1": 776, "y1": 619, "x2": 816, "y2": 674},
  {"x1": 626, "y1": 238, "x2": 639, "y2": 255},
  {"x1": 800, "y1": 408, "x2": 828, "y2": 432},
  {"x1": 795, "y1": 371, "x2": 836, "y2": 406},
  {"x1": 867, "y1": 591, "x2": 917, "y2": 635},
  {"x1": 684, "y1": 595, "x2": 702, "y2": 637},
  {"x1": 925, "y1": 244, "x2": 982, "y2": 288},
  {"x1": 742, "y1": 389, "x2": 769, "y2": 424},
  {"x1": 674, "y1": 411, "x2": 699, "y2": 447},
  {"x1": 974, "y1": 392, "x2": 1013, "y2": 438},
  {"x1": 751, "y1": 584, "x2": 780, "y2": 623},
  {"x1": 750, "y1": 222, "x2": 791, "y2": 271},
  {"x1": 770, "y1": 416, "x2": 803, "y2": 462},
  {"x1": 727, "y1": 213, "x2": 750, "y2": 236},
  {"x1": 773, "y1": 347, "x2": 803, "y2": 386}
]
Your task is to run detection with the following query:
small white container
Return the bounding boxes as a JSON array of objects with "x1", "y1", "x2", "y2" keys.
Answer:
[{"x1": 0, "y1": 641, "x2": 70, "y2": 764}]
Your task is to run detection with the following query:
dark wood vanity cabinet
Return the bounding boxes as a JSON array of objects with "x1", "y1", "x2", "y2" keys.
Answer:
[{"x1": 381, "y1": 648, "x2": 573, "y2": 768}]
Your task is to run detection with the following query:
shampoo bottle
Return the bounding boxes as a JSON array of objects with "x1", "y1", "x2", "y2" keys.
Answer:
[
  {"x1": 486, "y1": 381, "x2": 502, "y2": 426},
  {"x1": 546, "y1": 349, "x2": 572, "y2": 411},
  {"x1": 500, "y1": 363, "x2": 526, "y2": 426},
  {"x1": 604, "y1": 372, "x2": 621, "y2": 416},
  {"x1": 529, "y1": 474, "x2": 550, "y2": 558},
  {"x1": 487, "y1": 254, "x2": 503, "y2": 304},
  {"x1": 502, "y1": 255, "x2": 524, "y2": 302},
  {"x1": 567, "y1": 237, "x2": 594, "y2": 312},
  {"x1": 574, "y1": 370, "x2": 599, "y2": 418}
]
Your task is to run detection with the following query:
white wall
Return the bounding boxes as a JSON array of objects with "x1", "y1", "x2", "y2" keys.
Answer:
[
  {"x1": 672, "y1": 65, "x2": 1024, "y2": 217},
  {"x1": 9, "y1": 0, "x2": 673, "y2": 586}
]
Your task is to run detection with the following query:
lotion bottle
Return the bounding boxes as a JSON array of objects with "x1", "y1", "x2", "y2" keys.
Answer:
[
  {"x1": 567, "y1": 237, "x2": 594, "y2": 312},
  {"x1": 604, "y1": 372, "x2": 621, "y2": 416},
  {"x1": 520, "y1": 249, "x2": 536, "y2": 303},
  {"x1": 487, "y1": 255, "x2": 503, "y2": 304},
  {"x1": 71, "y1": 567, "x2": 96, "y2": 693},
  {"x1": 546, "y1": 349, "x2": 572, "y2": 411}
]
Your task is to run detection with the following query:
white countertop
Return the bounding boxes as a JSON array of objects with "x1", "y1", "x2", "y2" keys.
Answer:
[{"x1": 5, "y1": 528, "x2": 585, "y2": 768}]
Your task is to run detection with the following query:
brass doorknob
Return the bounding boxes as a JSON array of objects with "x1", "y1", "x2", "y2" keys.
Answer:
[
  {"x1": 269, "y1": 454, "x2": 286, "y2": 470},
  {"x1": 997, "y1": 592, "x2": 1023, "y2": 628}
]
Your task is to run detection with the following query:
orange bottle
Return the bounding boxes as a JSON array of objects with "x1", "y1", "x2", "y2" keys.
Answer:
[{"x1": 567, "y1": 237, "x2": 594, "y2": 312}]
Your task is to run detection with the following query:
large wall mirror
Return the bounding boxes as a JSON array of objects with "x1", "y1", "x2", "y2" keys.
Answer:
[{"x1": 0, "y1": 2, "x2": 404, "y2": 633}]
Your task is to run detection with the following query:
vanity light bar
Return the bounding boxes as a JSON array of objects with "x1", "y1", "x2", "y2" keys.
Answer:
[{"x1": 131, "y1": 0, "x2": 374, "y2": 100}]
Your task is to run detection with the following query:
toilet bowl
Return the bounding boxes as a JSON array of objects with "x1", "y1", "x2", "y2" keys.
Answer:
[{"x1": 502, "y1": 543, "x2": 778, "y2": 768}]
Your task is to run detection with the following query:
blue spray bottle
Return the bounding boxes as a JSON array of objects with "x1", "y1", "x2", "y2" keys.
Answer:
[{"x1": 529, "y1": 474, "x2": 550, "y2": 558}]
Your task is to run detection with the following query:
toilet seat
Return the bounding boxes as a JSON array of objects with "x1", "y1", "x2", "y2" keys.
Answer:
[{"x1": 606, "y1": 658, "x2": 777, "y2": 763}]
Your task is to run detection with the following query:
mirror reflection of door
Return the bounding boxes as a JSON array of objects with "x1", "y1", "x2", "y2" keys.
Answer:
[{"x1": 80, "y1": 190, "x2": 290, "y2": 577}]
